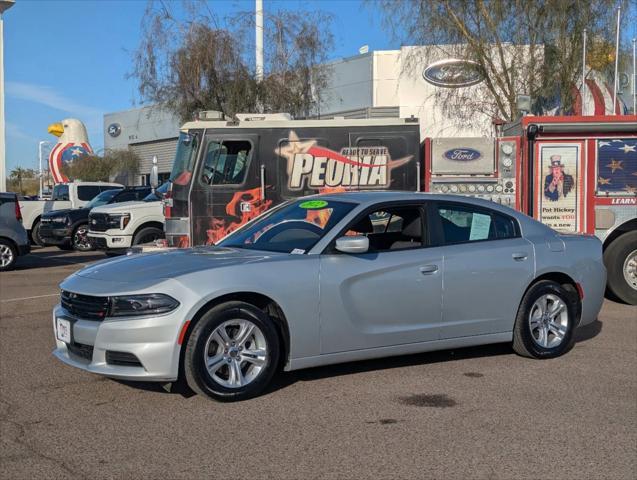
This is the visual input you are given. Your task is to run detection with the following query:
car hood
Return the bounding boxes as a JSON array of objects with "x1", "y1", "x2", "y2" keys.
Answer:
[
  {"x1": 91, "y1": 201, "x2": 151, "y2": 214},
  {"x1": 73, "y1": 246, "x2": 285, "y2": 284}
]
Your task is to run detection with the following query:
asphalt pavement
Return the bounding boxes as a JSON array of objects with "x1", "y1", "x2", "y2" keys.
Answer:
[{"x1": 1, "y1": 247, "x2": 636, "y2": 479}]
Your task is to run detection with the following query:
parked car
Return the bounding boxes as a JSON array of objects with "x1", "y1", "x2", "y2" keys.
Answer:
[
  {"x1": 52, "y1": 192, "x2": 606, "y2": 401},
  {"x1": 19, "y1": 181, "x2": 122, "y2": 246},
  {"x1": 0, "y1": 192, "x2": 30, "y2": 271},
  {"x1": 88, "y1": 182, "x2": 167, "y2": 253},
  {"x1": 39, "y1": 186, "x2": 152, "y2": 251}
]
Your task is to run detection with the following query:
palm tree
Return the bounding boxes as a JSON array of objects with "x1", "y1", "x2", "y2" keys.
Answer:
[{"x1": 10, "y1": 167, "x2": 28, "y2": 194}]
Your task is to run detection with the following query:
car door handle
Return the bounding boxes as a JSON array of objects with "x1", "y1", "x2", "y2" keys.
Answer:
[
  {"x1": 512, "y1": 253, "x2": 528, "y2": 261},
  {"x1": 419, "y1": 265, "x2": 439, "y2": 275}
]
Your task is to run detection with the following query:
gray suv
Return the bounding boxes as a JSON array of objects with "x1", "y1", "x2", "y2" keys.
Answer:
[{"x1": 1, "y1": 192, "x2": 31, "y2": 271}]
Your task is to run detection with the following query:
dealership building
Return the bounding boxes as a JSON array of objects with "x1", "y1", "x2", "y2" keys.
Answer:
[{"x1": 104, "y1": 45, "x2": 633, "y2": 184}]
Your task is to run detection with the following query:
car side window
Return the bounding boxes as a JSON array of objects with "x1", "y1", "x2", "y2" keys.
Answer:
[
  {"x1": 345, "y1": 206, "x2": 425, "y2": 252},
  {"x1": 77, "y1": 185, "x2": 101, "y2": 201},
  {"x1": 437, "y1": 203, "x2": 518, "y2": 244},
  {"x1": 52, "y1": 185, "x2": 69, "y2": 201},
  {"x1": 113, "y1": 190, "x2": 138, "y2": 203},
  {"x1": 201, "y1": 140, "x2": 252, "y2": 186}
]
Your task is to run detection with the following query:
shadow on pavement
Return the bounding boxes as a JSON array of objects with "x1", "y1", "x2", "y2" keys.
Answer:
[
  {"x1": 574, "y1": 319, "x2": 603, "y2": 343},
  {"x1": 13, "y1": 248, "x2": 107, "y2": 270}
]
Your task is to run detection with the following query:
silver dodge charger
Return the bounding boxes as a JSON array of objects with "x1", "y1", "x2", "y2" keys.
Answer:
[{"x1": 53, "y1": 192, "x2": 606, "y2": 401}]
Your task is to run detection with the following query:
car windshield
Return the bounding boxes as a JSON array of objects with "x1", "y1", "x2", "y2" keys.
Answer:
[
  {"x1": 85, "y1": 189, "x2": 121, "y2": 209},
  {"x1": 143, "y1": 182, "x2": 169, "y2": 202},
  {"x1": 218, "y1": 199, "x2": 356, "y2": 253}
]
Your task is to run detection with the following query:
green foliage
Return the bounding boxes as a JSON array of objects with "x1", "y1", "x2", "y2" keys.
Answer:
[{"x1": 61, "y1": 150, "x2": 140, "y2": 182}]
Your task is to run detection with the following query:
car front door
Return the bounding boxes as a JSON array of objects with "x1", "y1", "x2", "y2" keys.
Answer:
[
  {"x1": 318, "y1": 203, "x2": 443, "y2": 354},
  {"x1": 432, "y1": 201, "x2": 535, "y2": 339}
]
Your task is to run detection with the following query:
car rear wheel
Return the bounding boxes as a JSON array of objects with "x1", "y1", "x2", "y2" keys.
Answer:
[
  {"x1": 512, "y1": 280, "x2": 578, "y2": 359},
  {"x1": 184, "y1": 301, "x2": 280, "y2": 401},
  {"x1": 30, "y1": 220, "x2": 45, "y2": 246},
  {"x1": 0, "y1": 239, "x2": 17, "y2": 271},
  {"x1": 72, "y1": 224, "x2": 94, "y2": 251},
  {"x1": 132, "y1": 226, "x2": 164, "y2": 246},
  {"x1": 604, "y1": 231, "x2": 637, "y2": 305}
]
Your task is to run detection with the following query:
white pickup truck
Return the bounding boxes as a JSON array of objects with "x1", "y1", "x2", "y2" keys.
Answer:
[
  {"x1": 87, "y1": 182, "x2": 167, "y2": 253},
  {"x1": 19, "y1": 182, "x2": 122, "y2": 245}
]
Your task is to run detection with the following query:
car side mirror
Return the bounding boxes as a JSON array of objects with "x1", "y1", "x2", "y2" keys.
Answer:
[
  {"x1": 335, "y1": 236, "x2": 369, "y2": 254},
  {"x1": 150, "y1": 156, "x2": 159, "y2": 190}
]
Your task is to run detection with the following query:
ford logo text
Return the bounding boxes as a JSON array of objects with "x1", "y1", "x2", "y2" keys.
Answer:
[
  {"x1": 423, "y1": 59, "x2": 484, "y2": 88},
  {"x1": 444, "y1": 148, "x2": 482, "y2": 161}
]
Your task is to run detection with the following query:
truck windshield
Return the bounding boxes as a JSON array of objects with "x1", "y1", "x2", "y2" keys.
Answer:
[
  {"x1": 218, "y1": 199, "x2": 356, "y2": 253},
  {"x1": 169, "y1": 132, "x2": 199, "y2": 187},
  {"x1": 143, "y1": 182, "x2": 169, "y2": 202},
  {"x1": 85, "y1": 189, "x2": 122, "y2": 209}
]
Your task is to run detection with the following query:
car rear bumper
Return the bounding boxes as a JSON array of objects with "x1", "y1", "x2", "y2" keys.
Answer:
[{"x1": 51, "y1": 304, "x2": 183, "y2": 382}]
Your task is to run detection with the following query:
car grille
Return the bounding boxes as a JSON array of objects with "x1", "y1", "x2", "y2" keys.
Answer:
[
  {"x1": 89, "y1": 213, "x2": 110, "y2": 232},
  {"x1": 91, "y1": 236, "x2": 108, "y2": 249},
  {"x1": 67, "y1": 342, "x2": 94, "y2": 361},
  {"x1": 61, "y1": 290, "x2": 110, "y2": 320}
]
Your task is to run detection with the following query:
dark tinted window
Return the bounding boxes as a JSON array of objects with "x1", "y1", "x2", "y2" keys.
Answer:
[
  {"x1": 52, "y1": 185, "x2": 69, "y2": 201},
  {"x1": 113, "y1": 189, "x2": 148, "y2": 203},
  {"x1": 77, "y1": 185, "x2": 101, "y2": 201},
  {"x1": 201, "y1": 140, "x2": 252, "y2": 185},
  {"x1": 437, "y1": 203, "x2": 518, "y2": 244}
]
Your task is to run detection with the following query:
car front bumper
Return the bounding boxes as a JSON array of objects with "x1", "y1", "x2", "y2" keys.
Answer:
[
  {"x1": 88, "y1": 231, "x2": 133, "y2": 250},
  {"x1": 51, "y1": 304, "x2": 184, "y2": 382},
  {"x1": 39, "y1": 224, "x2": 72, "y2": 246}
]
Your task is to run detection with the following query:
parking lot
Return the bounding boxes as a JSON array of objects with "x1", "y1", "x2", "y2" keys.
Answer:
[{"x1": 0, "y1": 247, "x2": 635, "y2": 479}]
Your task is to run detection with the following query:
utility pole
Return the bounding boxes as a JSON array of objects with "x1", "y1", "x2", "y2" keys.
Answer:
[
  {"x1": 38, "y1": 141, "x2": 49, "y2": 198},
  {"x1": 633, "y1": 38, "x2": 636, "y2": 115},
  {"x1": 612, "y1": 6, "x2": 621, "y2": 115},
  {"x1": 255, "y1": 0, "x2": 264, "y2": 113},
  {"x1": 0, "y1": 1, "x2": 15, "y2": 192}
]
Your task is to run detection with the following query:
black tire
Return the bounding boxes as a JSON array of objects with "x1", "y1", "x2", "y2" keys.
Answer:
[
  {"x1": 512, "y1": 280, "x2": 578, "y2": 359},
  {"x1": 132, "y1": 226, "x2": 164, "y2": 246},
  {"x1": 184, "y1": 301, "x2": 280, "y2": 402},
  {"x1": 0, "y1": 239, "x2": 17, "y2": 272},
  {"x1": 72, "y1": 224, "x2": 94, "y2": 251},
  {"x1": 604, "y1": 231, "x2": 637, "y2": 305},
  {"x1": 30, "y1": 220, "x2": 45, "y2": 246}
]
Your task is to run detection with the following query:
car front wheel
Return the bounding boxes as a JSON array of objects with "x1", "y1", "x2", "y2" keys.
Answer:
[
  {"x1": 184, "y1": 301, "x2": 280, "y2": 401},
  {"x1": 72, "y1": 224, "x2": 93, "y2": 251},
  {"x1": 512, "y1": 280, "x2": 578, "y2": 359}
]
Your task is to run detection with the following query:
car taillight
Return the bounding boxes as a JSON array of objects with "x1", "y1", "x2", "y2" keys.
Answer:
[{"x1": 15, "y1": 201, "x2": 22, "y2": 222}]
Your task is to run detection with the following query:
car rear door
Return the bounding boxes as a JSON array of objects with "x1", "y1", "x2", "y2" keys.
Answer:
[
  {"x1": 432, "y1": 201, "x2": 535, "y2": 338},
  {"x1": 318, "y1": 202, "x2": 443, "y2": 354}
]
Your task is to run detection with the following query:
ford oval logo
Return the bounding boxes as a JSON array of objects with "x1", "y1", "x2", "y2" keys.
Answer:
[
  {"x1": 444, "y1": 148, "x2": 482, "y2": 161},
  {"x1": 423, "y1": 59, "x2": 484, "y2": 88}
]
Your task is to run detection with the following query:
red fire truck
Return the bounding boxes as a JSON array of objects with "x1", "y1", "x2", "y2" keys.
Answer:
[
  {"x1": 163, "y1": 112, "x2": 636, "y2": 304},
  {"x1": 425, "y1": 115, "x2": 637, "y2": 304}
]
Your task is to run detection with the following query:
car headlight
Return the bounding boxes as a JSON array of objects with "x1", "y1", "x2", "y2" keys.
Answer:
[
  {"x1": 109, "y1": 293, "x2": 179, "y2": 317},
  {"x1": 52, "y1": 216, "x2": 68, "y2": 224},
  {"x1": 106, "y1": 213, "x2": 131, "y2": 230}
]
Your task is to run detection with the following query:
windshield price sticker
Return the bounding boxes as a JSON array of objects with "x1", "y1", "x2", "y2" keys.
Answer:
[
  {"x1": 291, "y1": 248, "x2": 306, "y2": 255},
  {"x1": 299, "y1": 200, "x2": 328, "y2": 209}
]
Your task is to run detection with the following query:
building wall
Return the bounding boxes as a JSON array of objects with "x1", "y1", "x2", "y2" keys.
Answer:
[{"x1": 319, "y1": 53, "x2": 373, "y2": 115}]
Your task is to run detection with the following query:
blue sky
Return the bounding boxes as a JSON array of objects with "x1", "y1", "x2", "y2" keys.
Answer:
[
  {"x1": 5, "y1": 1, "x2": 636, "y2": 174},
  {"x1": 4, "y1": 0, "x2": 394, "y2": 173}
]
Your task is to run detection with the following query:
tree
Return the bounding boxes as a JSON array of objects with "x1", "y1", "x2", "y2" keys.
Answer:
[
  {"x1": 375, "y1": 0, "x2": 627, "y2": 127},
  {"x1": 61, "y1": 150, "x2": 140, "y2": 183},
  {"x1": 131, "y1": 0, "x2": 334, "y2": 121},
  {"x1": 9, "y1": 167, "x2": 37, "y2": 195}
]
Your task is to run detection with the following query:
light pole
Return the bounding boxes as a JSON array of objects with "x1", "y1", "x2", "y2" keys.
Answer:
[
  {"x1": 0, "y1": 0, "x2": 15, "y2": 192},
  {"x1": 38, "y1": 141, "x2": 50, "y2": 198}
]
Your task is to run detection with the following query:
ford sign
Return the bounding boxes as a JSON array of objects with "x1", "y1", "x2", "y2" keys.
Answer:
[
  {"x1": 444, "y1": 148, "x2": 482, "y2": 161},
  {"x1": 423, "y1": 59, "x2": 484, "y2": 88}
]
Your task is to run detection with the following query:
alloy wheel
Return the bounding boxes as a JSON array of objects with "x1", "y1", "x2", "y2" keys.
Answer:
[
  {"x1": 73, "y1": 226, "x2": 92, "y2": 251},
  {"x1": 528, "y1": 293, "x2": 569, "y2": 348},
  {"x1": 203, "y1": 319, "x2": 268, "y2": 388},
  {"x1": 0, "y1": 244, "x2": 14, "y2": 268}
]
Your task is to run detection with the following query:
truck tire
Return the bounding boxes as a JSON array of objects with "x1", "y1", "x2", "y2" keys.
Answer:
[
  {"x1": 0, "y1": 239, "x2": 17, "y2": 271},
  {"x1": 604, "y1": 231, "x2": 637, "y2": 305},
  {"x1": 30, "y1": 220, "x2": 45, "y2": 247},
  {"x1": 132, "y1": 226, "x2": 164, "y2": 246},
  {"x1": 72, "y1": 224, "x2": 94, "y2": 252}
]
